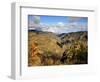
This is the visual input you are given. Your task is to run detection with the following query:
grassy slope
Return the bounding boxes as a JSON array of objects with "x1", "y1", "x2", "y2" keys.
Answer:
[{"x1": 28, "y1": 31, "x2": 88, "y2": 66}]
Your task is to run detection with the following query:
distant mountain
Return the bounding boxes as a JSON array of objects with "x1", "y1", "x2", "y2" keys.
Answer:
[
  {"x1": 59, "y1": 31, "x2": 87, "y2": 43},
  {"x1": 58, "y1": 31, "x2": 87, "y2": 39}
]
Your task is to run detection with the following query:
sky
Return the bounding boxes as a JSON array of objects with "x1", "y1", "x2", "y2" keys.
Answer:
[{"x1": 28, "y1": 15, "x2": 88, "y2": 34}]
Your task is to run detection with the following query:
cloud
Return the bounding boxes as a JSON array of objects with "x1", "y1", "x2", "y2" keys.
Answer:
[
  {"x1": 28, "y1": 16, "x2": 87, "y2": 33},
  {"x1": 79, "y1": 24, "x2": 87, "y2": 31},
  {"x1": 33, "y1": 16, "x2": 40, "y2": 24},
  {"x1": 40, "y1": 25, "x2": 69, "y2": 34},
  {"x1": 28, "y1": 16, "x2": 40, "y2": 27},
  {"x1": 29, "y1": 22, "x2": 87, "y2": 33},
  {"x1": 57, "y1": 22, "x2": 65, "y2": 27},
  {"x1": 38, "y1": 22, "x2": 65, "y2": 33},
  {"x1": 68, "y1": 17, "x2": 82, "y2": 23}
]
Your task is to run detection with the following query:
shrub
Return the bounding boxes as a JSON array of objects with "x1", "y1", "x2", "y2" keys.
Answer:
[{"x1": 61, "y1": 41, "x2": 87, "y2": 64}]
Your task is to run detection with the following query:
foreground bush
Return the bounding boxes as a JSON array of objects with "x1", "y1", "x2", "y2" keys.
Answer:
[{"x1": 61, "y1": 41, "x2": 88, "y2": 64}]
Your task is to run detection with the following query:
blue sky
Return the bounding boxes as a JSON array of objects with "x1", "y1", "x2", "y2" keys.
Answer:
[
  {"x1": 28, "y1": 15, "x2": 88, "y2": 33},
  {"x1": 39, "y1": 16, "x2": 68, "y2": 25}
]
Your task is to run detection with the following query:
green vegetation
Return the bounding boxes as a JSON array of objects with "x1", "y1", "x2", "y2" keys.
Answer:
[{"x1": 61, "y1": 41, "x2": 87, "y2": 64}]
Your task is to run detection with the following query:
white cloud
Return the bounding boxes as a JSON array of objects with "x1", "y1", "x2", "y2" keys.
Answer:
[
  {"x1": 28, "y1": 17, "x2": 87, "y2": 33},
  {"x1": 28, "y1": 16, "x2": 40, "y2": 28},
  {"x1": 33, "y1": 16, "x2": 40, "y2": 24},
  {"x1": 47, "y1": 26, "x2": 57, "y2": 33},
  {"x1": 57, "y1": 22, "x2": 65, "y2": 27},
  {"x1": 40, "y1": 22, "x2": 87, "y2": 33},
  {"x1": 68, "y1": 17, "x2": 82, "y2": 23}
]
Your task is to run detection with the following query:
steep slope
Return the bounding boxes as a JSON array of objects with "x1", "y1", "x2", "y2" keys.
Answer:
[
  {"x1": 28, "y1": 31, "x2": 64, "y2": 66},
  {"x1": 59, "y1": 31, "x2": 87, "y2": 44},
  {"x1": 60, "y1": 31, "x2": 88, "y2": 64},
  {"x1": 28, "y1": 31, "x2": 88, "y2": 66}
]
